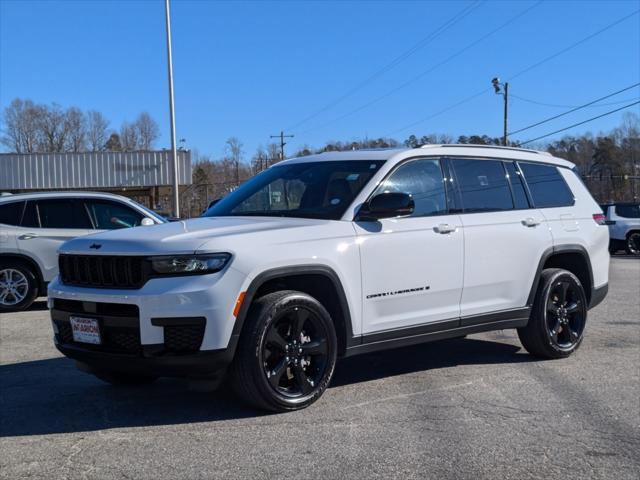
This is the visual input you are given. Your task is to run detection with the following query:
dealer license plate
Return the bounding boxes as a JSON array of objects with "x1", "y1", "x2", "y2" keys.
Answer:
[{"x1": 69, "y1": 316, "x2": 102, "y2": 345}]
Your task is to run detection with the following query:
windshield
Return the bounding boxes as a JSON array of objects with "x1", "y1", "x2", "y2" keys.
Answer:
[{"x1": 204, "y1": 160, "x2": 385, "y2": 220}]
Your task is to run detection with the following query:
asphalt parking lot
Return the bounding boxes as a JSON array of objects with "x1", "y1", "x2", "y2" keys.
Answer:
[{"x1": 1, "y1": 257, "x2": 638, "y2": 480}]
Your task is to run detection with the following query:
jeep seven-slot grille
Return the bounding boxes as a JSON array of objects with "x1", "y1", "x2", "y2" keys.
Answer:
[{"x1": 59, "y1": 254, "x2": 146, "y2": 289}]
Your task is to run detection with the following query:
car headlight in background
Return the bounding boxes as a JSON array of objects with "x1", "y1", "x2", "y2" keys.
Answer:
[{"x1": 149, "y1": 253, "x2": 231, "y2": 276}]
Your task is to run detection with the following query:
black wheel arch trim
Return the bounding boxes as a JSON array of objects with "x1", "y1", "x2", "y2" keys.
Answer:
[
  {"x1": 231, "y1": 265, "x2": 357, "y2": 356},
  {"x1": 526, "y1": 244, "x2": 604, "y2": 309},
  {"x1": 0, "y1": 252, "x2": 45, "y2": 293}
]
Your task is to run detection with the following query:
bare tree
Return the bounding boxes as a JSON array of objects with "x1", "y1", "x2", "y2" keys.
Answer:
[
  {"x1": 86, "y1": 110, "x2": 109, "y2": 151},
  {"x1": 36, "y1": 103, "x2": 68, "y2": 152},
  {"x1": 135, "y1": 112, "x2": 160, "y2": 150},
  {"x1": 1, "y1": 98, "x2": 41, "y2": 153},
  {"x1": 225, "y1": 137, "x2": 244, "y2": 185},
  {"x1": 104, "y1": 132, "x2": 122, "y2": 151},
  {"x1": 64, "y1": 107, "x2": 86, "y2": 152},
  {"x1": 251, "y1": 145, "x2": 268, "y2": 173},
  {"x1": 120, "y1": 121, "x2": 139, "y2": 151},
  {"x1": 267, "y1": 143, "x2": 280, "y2": 166}
]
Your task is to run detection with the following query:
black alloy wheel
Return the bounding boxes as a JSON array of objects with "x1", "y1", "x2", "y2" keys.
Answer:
[
  {"x1": 518, "y1": 268, "x2": 587, "y2": 359},
  {"x1": 262, "y1": 305, "x2": 330, "y2": 398},
  {"x1": 230, "y1": 290, "x2": 337, "y2": 411},
  {"x1": 545, "y1": 277, "x2": 586, "y2": 351}
]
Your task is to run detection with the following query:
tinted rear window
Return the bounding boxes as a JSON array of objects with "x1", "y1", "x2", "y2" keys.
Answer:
[
  {"x1": 519, "y1": 163, "x2": 574, "y2": 208},
  {"x1": 36, "y1": 199, "x2": 92, "y2": 229},
  {"x1": 615, "y1": 204, "x2": 640, "y2": 218},
  {"x1": 0, "y1": 201, "x2": 24, "y2": 226},
  {"x1": 451, "y1": 159, "x2": 514, "y2": 212}
]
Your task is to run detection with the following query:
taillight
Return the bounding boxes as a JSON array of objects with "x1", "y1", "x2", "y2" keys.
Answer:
[{"x1": 592, "y1": 213, "x2": 607, "y2": 225}]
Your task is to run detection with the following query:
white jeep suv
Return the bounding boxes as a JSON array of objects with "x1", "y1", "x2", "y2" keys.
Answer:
[
  {"x1": 0, "y1": 191, "x2": 165, "y2": 311},
  {"x1": 48, "y1": 145, "x2": 609, "y2": 411}
]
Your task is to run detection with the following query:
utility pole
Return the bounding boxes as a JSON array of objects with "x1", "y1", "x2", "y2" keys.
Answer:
[
  {"x1": 270, "y1": 131, "x2": 294, "y2": 160},
  {"x1": 492, "y1": 77, "x2": 509, "y2": 146},
  {"x1": 165, "y1": 0, "x2": 180, "y2": 217}
]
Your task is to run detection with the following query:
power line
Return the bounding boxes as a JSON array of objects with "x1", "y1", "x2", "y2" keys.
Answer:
[
  {"x1": 386, "y1": 8, "x2": 640, "y2": 136},
  {"x1": 510, "y1": 93, "x2": 640, "y2": 109},
  {"x1": 517, "y1": 100, "x2": 640, "y2": 146},
  {"x1": 286, "y1": 1, "x2": 483, "y2": 132},
  {"x1": 296, "y1": 0, "x2": 544, "y2": 136},
  {"x1": 508, "y1": 82, "x2": 640, "y2": 135}
]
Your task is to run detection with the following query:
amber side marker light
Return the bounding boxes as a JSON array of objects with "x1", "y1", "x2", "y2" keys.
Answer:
[{"x1": 233, "y1": 292, "x2": 247, "y2": 317}]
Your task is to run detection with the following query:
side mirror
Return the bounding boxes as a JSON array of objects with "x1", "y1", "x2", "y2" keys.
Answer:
[
  {"x1": 358, "y1": 192, "x2": 414, "y2": 221},
  {"x1": 141, "y1": 217, "x2": 155, "y2": 226}
]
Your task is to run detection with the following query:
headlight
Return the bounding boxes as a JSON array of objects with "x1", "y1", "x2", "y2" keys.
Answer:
[{"x1": 149, "y1": 253, "x2": 231, "y2": 276}]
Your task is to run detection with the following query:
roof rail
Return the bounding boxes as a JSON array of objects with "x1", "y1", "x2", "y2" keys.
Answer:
[{"x1": 419, "y1": 144, "x2": 551, "y2": 155}]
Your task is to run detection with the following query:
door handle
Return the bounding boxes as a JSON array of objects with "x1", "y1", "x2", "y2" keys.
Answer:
[
  {"x1": 434, "y1": 223, "x2": 456, "y2": 234},
  {"x1": 521, "y1": 217, "x2": 541, "y2": 228},
  {"x1": 18, "y1": 233, "x2": 39, "y2": 240}
]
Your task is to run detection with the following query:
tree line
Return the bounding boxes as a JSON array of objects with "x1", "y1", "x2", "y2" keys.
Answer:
[{"x1": 1, "y1": 98, "x2": 160, "y2": 154}]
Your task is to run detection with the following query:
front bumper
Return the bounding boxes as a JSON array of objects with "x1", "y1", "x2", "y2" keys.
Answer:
[
  {"x1": 48, "y1": 266, "x2": 248, "y2": 377},
  {"x1": 55, "y1": 340, "x2": 236, "y2": 378}
]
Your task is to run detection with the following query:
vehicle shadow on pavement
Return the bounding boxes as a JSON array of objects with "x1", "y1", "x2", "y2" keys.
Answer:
[{"x1": 0, "y1": 337, "x2": 528, "y2": 437}]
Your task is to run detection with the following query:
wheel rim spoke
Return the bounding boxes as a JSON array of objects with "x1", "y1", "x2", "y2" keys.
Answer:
[
  {"x1": 565, "y1": 301, "x2": 580, "y2": 314},
  {"x1": 266, "y1": 358, "x2": 287, "y2": 389},
  {"x1": 302, "y1": 338, "x2": 327, "y2": 356},
  {"x1": 557, "y1": 281, "x2": 569, "y2": 303},
  {"x1": 292, "y1": 308, "x2": 309, "y2": 339},
  {"x1": 266, "y1": 328, "x2": 287, "y2": 351},
  {"x1": 292, "y1": 364, "x2": 312, "y2": 394}
]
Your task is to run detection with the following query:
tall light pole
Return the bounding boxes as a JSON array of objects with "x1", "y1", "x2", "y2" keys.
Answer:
[
  {"x1": 165, "y1": 0, "x2": 180, "y2": 217},
  {"x1": 492, "y1": 77, "x2": 509, "y2": 146}
]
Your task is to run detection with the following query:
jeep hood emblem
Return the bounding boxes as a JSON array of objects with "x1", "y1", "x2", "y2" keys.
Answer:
[{"x1": 89, "y1": 243, "x2": 102, "y2": 250}]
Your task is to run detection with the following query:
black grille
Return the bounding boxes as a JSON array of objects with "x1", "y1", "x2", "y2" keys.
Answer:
[
  {"x1": 164, "y1": 325, "x2": 205, "y2": 353},
  {"x1": 55, "y1": 320, "x2": 141, "y2": 355},
  {"x1": 59, "y1": 255, "x2": 147, "y2": 289}
]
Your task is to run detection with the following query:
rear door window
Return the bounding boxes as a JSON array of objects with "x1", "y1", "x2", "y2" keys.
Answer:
[
  {"x1": 615, "y1": 204, "x2": 639, "y2": 218},
  {"x1": 85, "y1": 200, "x2": 144, "y2": 229},
  {"x1": 36, "y1": 199, "x2": 92, "y2": 229},
  {"x1": 450, "y1": 159, "x2": 514, "y2": 212},
  {"x1": 0, "y1": 201, "x2": 24, "y2": 225},
  {"x1": 518, "y1": 163, "x2": 574, "y2": 208}
]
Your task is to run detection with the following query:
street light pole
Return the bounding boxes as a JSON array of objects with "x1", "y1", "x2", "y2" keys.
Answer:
[
  {"x1": 165, "y1": 0, "x2": 180, "y2": 218},
  {"x1": 492, "y1": 77, "x2": 509, "y2": 146}
]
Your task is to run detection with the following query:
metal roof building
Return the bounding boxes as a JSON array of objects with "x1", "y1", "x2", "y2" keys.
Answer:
[{"x1": 0, "y1": 150, "x2": 192, "y2": 191}]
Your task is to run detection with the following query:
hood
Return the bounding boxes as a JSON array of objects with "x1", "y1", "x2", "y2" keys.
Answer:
[{"x1": 59, "y1": 216, "x2": 331, "y2": 255}]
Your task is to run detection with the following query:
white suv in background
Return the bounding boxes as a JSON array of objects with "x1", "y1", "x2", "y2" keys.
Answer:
[
  {"x1": 600, "y1": 202, "x2": 640, "y2": 255},
  {"x1": 48, "y1": 145, "x2": 609, "y2": 411},
  {"x1": 0, "y1": 191, "x2": 165, "y2": 311}
]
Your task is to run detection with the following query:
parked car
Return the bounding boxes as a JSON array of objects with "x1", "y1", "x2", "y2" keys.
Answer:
[
  {"x1": 48, "y1": 145, "x2": 609, "y2": 411},
  {"x1": 0, "y1": 191, "x2": 165, "y2": 311},
  {"x1": 599, "y1": 202, "x2": 640, "y2": 255}
]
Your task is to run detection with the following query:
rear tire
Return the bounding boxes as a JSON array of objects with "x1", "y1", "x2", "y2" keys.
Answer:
[
  {"x1": 230, "y1": 290, "x2": 338, "y2": 412},
  {"x1": 518, "y1": 268, "x2": 587, "y2": 359},
  {"x1": 92, "y1": 371, "x2": 158, "y2": 386},
  {"x1": 0, "y1": 260, "x2": 39, "y2": 312},
  {"x1": 626, "y1": 232, "x2": 640, "y2": 255}
]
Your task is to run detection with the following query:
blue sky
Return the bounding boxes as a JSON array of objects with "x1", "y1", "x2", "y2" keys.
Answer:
[{"x1": 1, "y1": 0, "x2": 639, "y2": 159}]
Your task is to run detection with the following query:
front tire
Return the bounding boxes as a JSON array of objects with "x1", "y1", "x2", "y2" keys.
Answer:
[
  {"x1": 518, "y1": 268, "x2": 587, "y2": 359},
  {"x1": 626, "y1": 231, "x2": 640, "y2": 255},
  {"x1": 0, "y1": 260, "x2": 39, "y2": 312},
  {"x1": 230, "y1": 290, "x2": 338, "y2": 412}
]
